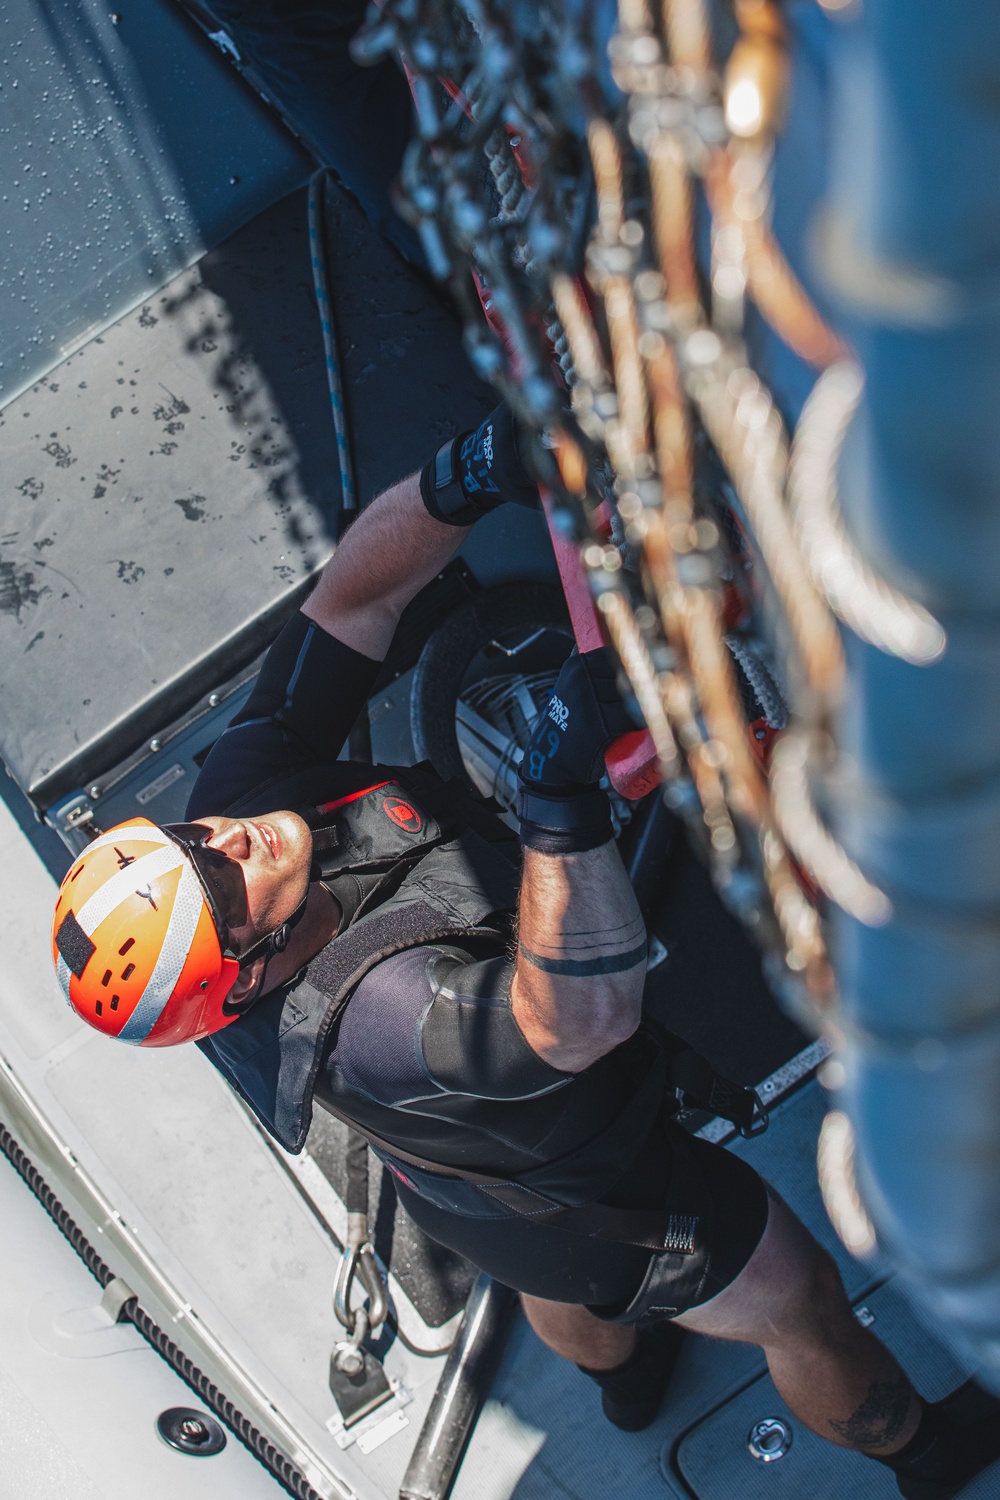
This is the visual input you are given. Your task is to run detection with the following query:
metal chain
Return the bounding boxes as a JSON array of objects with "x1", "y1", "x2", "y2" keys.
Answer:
[{"x1": 349, "y1": 0, "x2": 936, "y2": 1022}]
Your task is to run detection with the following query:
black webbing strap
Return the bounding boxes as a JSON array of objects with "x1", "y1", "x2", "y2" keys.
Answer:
[
  {"x1": 472, "y1": 1184, "x2": 700, "y2": 1253},
  {"x1": 317, "y1": 1100, "x2": 690, "y2": 1251},
  {"x1": 319, "y1": 1020, "x2": 766, "y2": 1250},
  {"x1": 344, "y1": 1130, "x2": 369, "y2": 1217}
]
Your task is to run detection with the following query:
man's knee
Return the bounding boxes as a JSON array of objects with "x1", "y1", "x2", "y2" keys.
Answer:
[
  {"x1": 742, "y1": 1192, "x2": 850, "y2": 1341},
  {"x1": 768, "y1": 1233, "x2": 848, "y2": 1343},
  {"x1": 677, "y1": 1190, "x2": 848, "y2": 1346},
  {"x1": 521, "y1": 1294, "x2": 637, "y2": 1368}
]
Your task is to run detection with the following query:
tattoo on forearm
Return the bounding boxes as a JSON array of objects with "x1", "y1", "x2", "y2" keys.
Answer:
[
  {"x1": 519, "y1": 911, "x2": 647, "y2": 977},
  {"x1": 556, "y1": 918, "x2": 646, "y2": 940},
  {"x1": 829, "y1": 1377, "x2": 913, "y2": 1450},
  {"x1": 518, "y1": 938, "x2": 648, "y2": 978}
]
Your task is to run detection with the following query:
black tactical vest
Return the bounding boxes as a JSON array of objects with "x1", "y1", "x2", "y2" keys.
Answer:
[
  {"x1": 198, "y1": 764, "x2": 521, "y2": 1153},
  {"x1": 197, "y1": 759, "x2": 763, "y2": 1250}
]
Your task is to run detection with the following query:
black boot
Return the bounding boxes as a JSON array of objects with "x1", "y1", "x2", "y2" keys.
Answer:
[
  {"x1": 873, "y1": 1382, "x2": 1000, "y2": 1500},
  {"x1": 577, "y1": 1322, "x2": 685, "y2": 1432},
  {"x1": 938, "y1": 1377, "x2": 1000, "y2": 1429}
]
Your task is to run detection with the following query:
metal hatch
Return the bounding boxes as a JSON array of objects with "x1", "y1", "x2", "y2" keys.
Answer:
[
  {"x1": 675, "y1": 1278, "x2": 980, "y2": 1500},
  {"x1": 0, "y1": 170, "x2": 512, "y2": 818},
  {"x1": 0, "y1": 0, "x2": 309, "y2": 411},
  {"x1": 0, "y1": 188, "x2": 337, "y2": 813},
  {"x1": 0, "y1": 0, "x2": 519, "y2": 822}
]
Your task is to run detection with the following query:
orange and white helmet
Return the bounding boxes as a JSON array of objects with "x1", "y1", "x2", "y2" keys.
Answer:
[{"x1": 51, "y1": 818, "x2": 243, "y2": 1047}]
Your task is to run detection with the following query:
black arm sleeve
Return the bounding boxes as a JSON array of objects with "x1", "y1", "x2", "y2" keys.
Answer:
[
  {"x1": 419, "y1": 951, "x2": 571, "y2": 1100},
  {"x1": 187, "y1": 613, "x2": 381, "y2": 816},
  {"x1": 329, "y1": 946, "x2": 571, "y2": 1107}
]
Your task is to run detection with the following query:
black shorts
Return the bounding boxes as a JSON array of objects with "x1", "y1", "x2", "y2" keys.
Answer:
[{"x1": 394, "y1": 1117, "x2": 769, "y2": 1317}]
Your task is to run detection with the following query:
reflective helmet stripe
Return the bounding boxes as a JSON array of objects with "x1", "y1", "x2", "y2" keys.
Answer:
[
  {"x1": 73, "y1": 844, "x2": 186, "y2": 939},
  {"x1": 55, "y1": 954, "x2": 73, "y2": 1007},
  {"x1": 81, "y1": 824, "x2": 173, "y2": 857},
  {"x1": 116, "y1": 861, "x2": 207, "y2": 1044}
]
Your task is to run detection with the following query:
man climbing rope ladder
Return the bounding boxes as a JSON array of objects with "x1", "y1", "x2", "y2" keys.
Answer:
[{"x1": 52, "y1": 406, "x2": 1000, "y2": 1496}]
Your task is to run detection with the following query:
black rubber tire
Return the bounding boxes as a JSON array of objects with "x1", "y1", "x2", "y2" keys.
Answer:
[{"x1": 409, "y1": 582, "x2": 572, "y2": 787}]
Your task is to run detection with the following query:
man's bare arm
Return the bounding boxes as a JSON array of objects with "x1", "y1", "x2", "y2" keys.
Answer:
[
  {"x1": 302, "y1": 404, "x2": 540, "y2": 657},
  {"x1": 509, "y1": 648, "x2": 646, "y2": 1072},
  {"x1": 302, "y1": 473, "x2": 470, "y2": 659},
  {"x1": 511, "y1": 841, "x2": 647, "y2": 1073}
]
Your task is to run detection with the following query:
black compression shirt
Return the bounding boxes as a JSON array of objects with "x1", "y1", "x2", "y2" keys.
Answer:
[
  {"x1": 188, "y1": 616, "x2": 568, "y2": 1123},
  {"x1": 186, "y1": 613, "x2": 771, "y2": 1309},
  {"x1": 189, "y1": 611, "x2": 384, "y2": 816},
  {"x1": 187, "y1": 612, "x2": 665, "y2": 1192}
]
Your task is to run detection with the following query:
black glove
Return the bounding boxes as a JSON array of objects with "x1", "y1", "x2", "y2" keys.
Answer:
[
  {"x1": 420, "y1": 403, "x2": 540, "y2": 525},
  {"x1": 521, "y1": 648, "x2": 635, "y2": 791},
  {"x1": 517, "y1": 648, "x2": 635, "y2": 855}
]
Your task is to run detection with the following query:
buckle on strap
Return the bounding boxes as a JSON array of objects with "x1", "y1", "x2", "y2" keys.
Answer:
[
  {"x1": 434, "y1": 439, "x2": 458, "y2": 491},
  {"x1": 666, "y1": 1047, "x2": 769, "y2": 1139},
  {"x1": 710, "y1": 1078, "x2": 769, "y2": 1138}
]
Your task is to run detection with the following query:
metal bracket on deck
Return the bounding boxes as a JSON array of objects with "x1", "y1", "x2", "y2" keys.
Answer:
[
  {"x1": 330, "y1": 1148, "x2": 394, "y2": 1426},
  {"x1": 100, "y1": 1275, "x2": 136, "y2": 1324}
]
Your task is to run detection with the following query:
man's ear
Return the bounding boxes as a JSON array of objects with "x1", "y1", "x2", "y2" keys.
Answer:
[{"x1": 227, "y1": 957, "x2": 266, "y2": 1011}]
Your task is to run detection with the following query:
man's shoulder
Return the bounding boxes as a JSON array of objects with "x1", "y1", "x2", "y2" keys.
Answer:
[{"x1": 188, "y1": 759, "x2": 389, "y2": 820}]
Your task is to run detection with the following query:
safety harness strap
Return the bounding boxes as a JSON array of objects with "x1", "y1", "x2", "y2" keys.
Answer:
[
  {"x1": 319, "y1": 1105, "x2": 695, "y2": 1252},
  {"x1": 648, "y1": 1018, "x2": 768, "y2": 1139},
  {"x1": 320, "y1": 1026, "x2": 764, "y2": 1251}
]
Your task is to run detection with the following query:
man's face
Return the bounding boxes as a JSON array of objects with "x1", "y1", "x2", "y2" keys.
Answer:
[{"x1": 194, "y1": 811, "x2": 313, "y2": 956}]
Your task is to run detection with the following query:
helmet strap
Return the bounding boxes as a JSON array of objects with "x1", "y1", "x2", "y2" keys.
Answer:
[
  {"x1": 223, "y1": 890, "x2": 310, "y2": 1014},
  {"x1": 235, "y1": 889, "x2": 310, "y2": 969},
  {"x1": 224, "y1": 824, "x2": 320, "y2": 1014}
]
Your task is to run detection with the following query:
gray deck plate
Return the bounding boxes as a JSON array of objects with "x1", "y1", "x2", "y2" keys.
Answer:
[
  {"x1": 0, "y1": 174, "x2": 504, "y2": 811},
  {"x1": 0, "y1": 1150, "x2": 285, "y2": 1500},
  {"x1": 0, "y1": 0, "x2": 310, "y2": 410},
  {"x1": 676, "y1": 1278, "x2": 980, "y2": 1500}
]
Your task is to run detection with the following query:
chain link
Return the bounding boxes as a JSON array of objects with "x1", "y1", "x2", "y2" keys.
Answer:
[{"x1": 350, "y1": 0, "x2": 935, "y2": 1023}]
